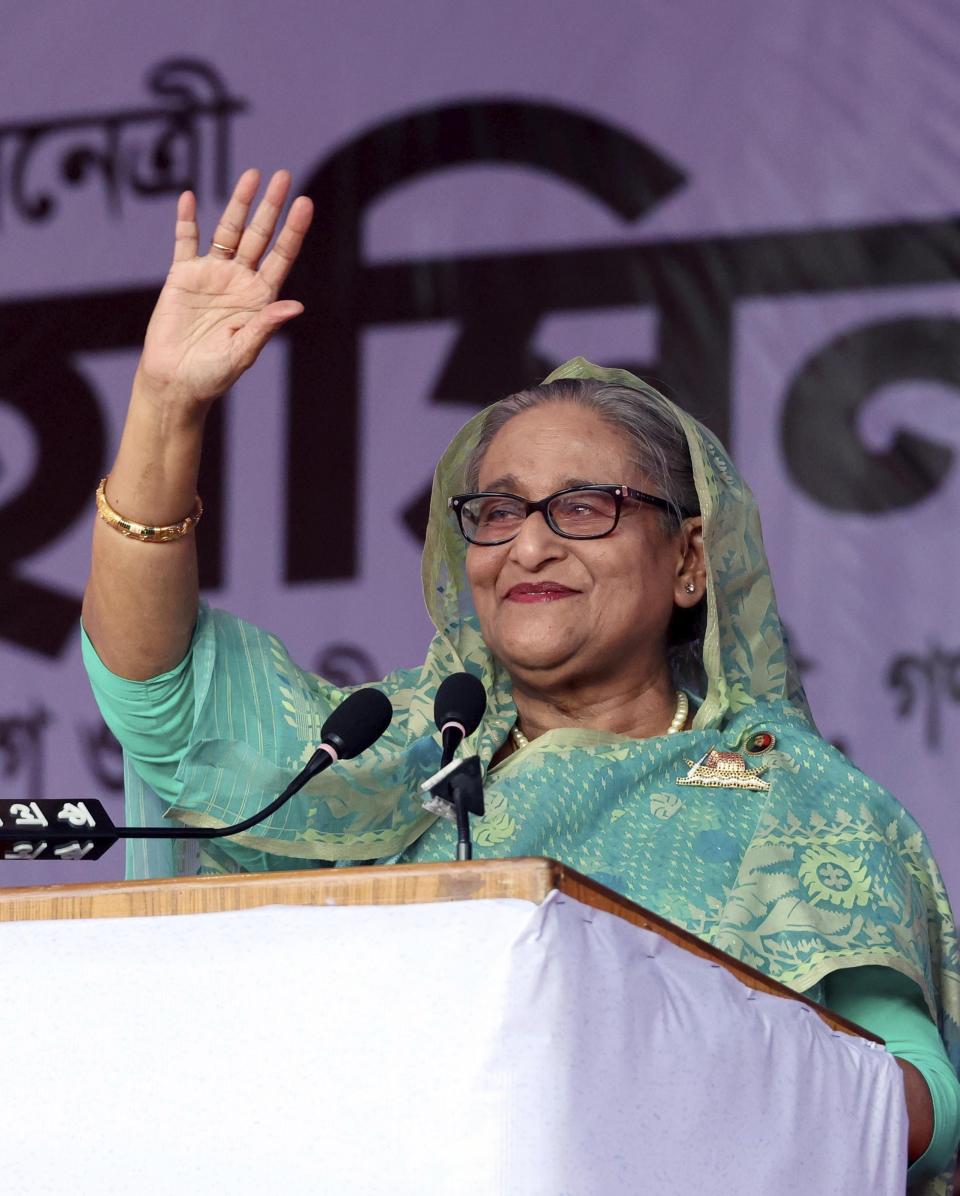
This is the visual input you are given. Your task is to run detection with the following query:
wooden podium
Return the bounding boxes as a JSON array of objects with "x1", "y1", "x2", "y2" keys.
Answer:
[
  {"x1": 0, "y1": 859, "x2": 906, "y2": 1194},
  {"x1": 0, "y1": 857, "x2": 873, "y2": 1041}
]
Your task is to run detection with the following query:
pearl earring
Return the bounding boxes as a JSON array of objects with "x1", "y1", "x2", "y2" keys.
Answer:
[{"x1": 684, "y1": 582, "x2": 696, "y2": 593}]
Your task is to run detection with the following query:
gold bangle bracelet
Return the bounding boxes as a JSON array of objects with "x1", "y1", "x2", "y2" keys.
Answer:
[{"x1": 95, "y1": 477, "x2": 203, "y2": 543}]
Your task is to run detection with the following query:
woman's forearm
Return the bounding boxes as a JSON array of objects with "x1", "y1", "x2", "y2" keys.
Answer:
[{"x1": 81, "y1": 373, "x2": 209, "y2": 680}]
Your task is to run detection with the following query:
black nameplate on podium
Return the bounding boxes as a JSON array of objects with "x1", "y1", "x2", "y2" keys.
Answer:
[{"x1": 0, "y1": 799, "x2": 117, "y2": 860}]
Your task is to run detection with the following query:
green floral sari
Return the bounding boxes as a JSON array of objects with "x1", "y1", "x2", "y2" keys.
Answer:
[{"x1": 121, "y1": 358, "x2": 958, "y2": 1187}]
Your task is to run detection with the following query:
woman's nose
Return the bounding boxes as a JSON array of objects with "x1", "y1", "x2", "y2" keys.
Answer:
[{"x1": 508, "y1": 509, "x2": 567, "y2": 566}]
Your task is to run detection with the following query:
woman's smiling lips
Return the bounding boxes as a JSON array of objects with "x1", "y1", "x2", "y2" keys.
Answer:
[{"x1": 505, "y1": 582, "x2": 580, "y2": 603}]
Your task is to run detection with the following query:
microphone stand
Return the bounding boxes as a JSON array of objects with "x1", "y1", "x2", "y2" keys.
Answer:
[{"x1": 419, "y1": 756, "x2": 485, "y2": 861}]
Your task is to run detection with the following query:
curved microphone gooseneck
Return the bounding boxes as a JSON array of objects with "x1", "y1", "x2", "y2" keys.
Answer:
[{"x1": 4, "y1": 688, "x2": 393, "y2": 850}]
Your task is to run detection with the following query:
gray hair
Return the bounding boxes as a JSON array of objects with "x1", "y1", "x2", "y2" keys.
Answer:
[
  {"x1": 465, "y1": 377, "x2": 706, "y2": 693},
  {"x1": 466, "y1": 378, "x2": 700, "y2": 529}
]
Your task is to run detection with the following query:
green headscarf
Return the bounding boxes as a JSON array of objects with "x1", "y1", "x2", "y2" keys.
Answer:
[{"x1": 421, "y1": 355, "x2": 811, "y2": 731}]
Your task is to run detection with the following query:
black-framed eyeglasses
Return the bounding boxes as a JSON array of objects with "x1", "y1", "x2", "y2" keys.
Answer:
[{"x1": 448, "y1": 484, "x2": 686, "y2": 546}]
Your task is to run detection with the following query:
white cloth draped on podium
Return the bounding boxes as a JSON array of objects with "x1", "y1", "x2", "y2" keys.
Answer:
[{"x1": 4, "y1": 893, "x2": 906, "y2": 1194}]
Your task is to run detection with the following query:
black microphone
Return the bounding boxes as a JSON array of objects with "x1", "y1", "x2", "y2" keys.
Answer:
[
  {"x1": 0, "y1": 687, "x2": 394, "y2": 860},
  {"x1": 302, "y1": 687, "x2": 395, "y2": 778},
  {"x1": 434, "y1": 672, "x2": 487, "y2": 767}
]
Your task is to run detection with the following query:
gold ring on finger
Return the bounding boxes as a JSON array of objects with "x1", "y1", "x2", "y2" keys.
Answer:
[{"x1": 210, "y1": 241, "x2": 236, "y2": 258}]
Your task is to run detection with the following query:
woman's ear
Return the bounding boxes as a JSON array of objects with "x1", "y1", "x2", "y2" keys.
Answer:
[{"x1": 674, "y1": 516, "x2": 705, "y2": 607}]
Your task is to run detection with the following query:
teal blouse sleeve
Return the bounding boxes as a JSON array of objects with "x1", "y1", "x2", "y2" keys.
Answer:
[
  {"x1": 823, "y1": 965, "x2": 960, "y2": 1185},
  {"x1": 80, "y1": 619, "x2": 195, "y2": 806}
]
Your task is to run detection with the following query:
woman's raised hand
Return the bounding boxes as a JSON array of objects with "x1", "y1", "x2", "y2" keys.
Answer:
[{"x1": 138, "y1": 168, "x2": 314, "y2": 408}]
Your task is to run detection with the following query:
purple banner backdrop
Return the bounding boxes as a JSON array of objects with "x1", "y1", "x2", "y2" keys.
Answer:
[{"x1": 1, "y1": 2, "x2": 958, "y2": 899}]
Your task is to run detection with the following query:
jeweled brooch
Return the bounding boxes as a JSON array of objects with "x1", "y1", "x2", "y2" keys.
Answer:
[{"x1": 677, "y1": 749, "x2": 771, "y2": 792}]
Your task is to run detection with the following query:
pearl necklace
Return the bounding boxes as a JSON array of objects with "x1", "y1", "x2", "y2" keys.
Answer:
[{"x1": 510, "y1": 690, "x2": 689, "y2": 751}]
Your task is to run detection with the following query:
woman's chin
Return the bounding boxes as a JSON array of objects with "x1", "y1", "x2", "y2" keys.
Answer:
[{"x1": 494, "y1": 638, "x2": 581, "y2": 678}]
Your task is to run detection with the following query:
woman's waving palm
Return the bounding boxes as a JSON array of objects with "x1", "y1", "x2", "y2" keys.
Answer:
[{"x1": 139, "y1": 168, "x2": 314, "y2": 406}]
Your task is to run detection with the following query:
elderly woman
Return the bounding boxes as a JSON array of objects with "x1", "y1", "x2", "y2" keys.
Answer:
[{"x1": 82, "y1": 171, "x2": 959, "y2": 1189}]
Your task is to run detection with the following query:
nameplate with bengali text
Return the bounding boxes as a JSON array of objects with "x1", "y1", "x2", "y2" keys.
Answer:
[{"x1": 0, "y1": 799, "x2": 117, "y2": 860}]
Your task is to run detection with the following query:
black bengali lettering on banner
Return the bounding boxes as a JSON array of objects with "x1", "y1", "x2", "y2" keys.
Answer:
[
  {"x1": 782, "y1": 317, "x2": 960, "y2": 512},
  {"x1": 887, "y1": 645, "x2": 960, "y2": 750},
  {"x1": 282, "y1": 98, "x2": 960, "y2": 584},
  {"x1": 4, "y1": 96, "x2": 960, "y2": 663},
  {"x1": 0, "y1": 58, "x2": 245, "y2": 227},
  {"x1": 313, "y1": 643, "x2": 380, "y2": 688}
]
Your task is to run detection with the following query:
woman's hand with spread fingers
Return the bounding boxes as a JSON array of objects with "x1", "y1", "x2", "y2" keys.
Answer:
[{"x1": 138, "y1": 168, "x2": 314, "y2": 410}]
